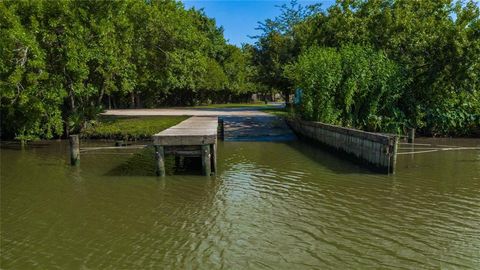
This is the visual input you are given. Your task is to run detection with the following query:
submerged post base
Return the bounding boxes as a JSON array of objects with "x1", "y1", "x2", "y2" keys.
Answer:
[
  {"x1": 155, "y1": 145, "x2": 165, "y2": 177},
  {"x1": 69, "y1": 135, "x2": 80, "y2": 166}
]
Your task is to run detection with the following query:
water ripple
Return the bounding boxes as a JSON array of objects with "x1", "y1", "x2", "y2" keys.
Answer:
[{"x1": 1, "y1": 140, "x2": 480, "y2": 269}]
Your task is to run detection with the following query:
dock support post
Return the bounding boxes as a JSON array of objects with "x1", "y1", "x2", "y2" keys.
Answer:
[
  {"x1": 201, "y1": 144, "x2": 211, "y2": 176},
  {"x1": 155, "y1": 145, "x2": 165, "y2": 176},
  {"x1": 407, "y1": 128, "x2": 415, "y2": 143},
  {"x1": 175, "y1": 156, "x2": 184, "y2": 170},
  {"x1": 218, "y1": 118, "x2": 224, "y2": 140},
  {"x1": 69, "y1": 135, "x2": 80, "y2": 166},
  {"x1": 211, "y1": 142, "x2": 217, "y2": 174},
  {"x1": 389, "y1": 136, "x2": 399, "y2": 174}
]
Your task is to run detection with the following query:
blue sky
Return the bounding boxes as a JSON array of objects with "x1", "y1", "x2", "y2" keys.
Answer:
[{"x1": 182, "y1": 0, "x2": 335, "y2": 46}]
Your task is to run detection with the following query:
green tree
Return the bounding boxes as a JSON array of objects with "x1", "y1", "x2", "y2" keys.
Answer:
[
  {"x1": 252, "y1": 0, "x2": 320, "y2": 104},
  {"x1": 289, "y1": 0, "x2": 480, "y2": 135},
  {"x1": 1, "y1": 1, "x2": 65, "y2": 140},
  {"x1": 1, "y1": 0, "x2": 256, "y2": 140},
  {"x1": 286, "y1": 45, "x2": 407, "y2": 133}
]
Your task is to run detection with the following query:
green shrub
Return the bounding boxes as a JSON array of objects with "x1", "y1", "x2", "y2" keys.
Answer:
[
  {"x1": 286, "y1": 45, "x2": 407, "y2": 133},
  {"x1": 424, "y1": 91, "x2": 480, "y2": 136},
  {"x1": 285, "y1": 47, "x2": 342, "y2": 123}
]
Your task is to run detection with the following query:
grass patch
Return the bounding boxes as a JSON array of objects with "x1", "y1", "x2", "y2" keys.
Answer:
[{"x1": 82, "y1": 115, "x2": 188, "y2": 140}]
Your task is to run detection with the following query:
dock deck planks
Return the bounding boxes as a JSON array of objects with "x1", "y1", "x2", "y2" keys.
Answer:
[{"x1": 152, "y1": 116, "x2": 218, "y2": 176}]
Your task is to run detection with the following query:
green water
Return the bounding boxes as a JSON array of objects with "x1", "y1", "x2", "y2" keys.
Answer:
[{"x1": 1, "y1": 139, "x2": 479, "y2": 269}]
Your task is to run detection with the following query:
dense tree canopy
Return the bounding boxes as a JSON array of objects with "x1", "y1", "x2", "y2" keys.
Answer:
[
  {"x1": 1, "y1": 0, "x2": 479, "y2": 140},
  {"x1": 1, "y1": 0, "x2": 255, "y2": 140},
  {"x1": 251, "y1": 1, "x2": 320, "y2": 104},
  {"x1": 254, "y1": 0, "x2": 480, "y2": 136},
  {"x1": 286, "y1": 45, "x2": 406, "y2": 133}
]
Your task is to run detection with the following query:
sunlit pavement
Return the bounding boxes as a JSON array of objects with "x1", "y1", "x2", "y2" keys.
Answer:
[{"x1": 102, "y1": 103, "x2": 284, "y2": 117}]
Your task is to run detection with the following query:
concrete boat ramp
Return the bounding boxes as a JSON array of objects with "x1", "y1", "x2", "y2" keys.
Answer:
[
  {"x1": 104, "y1": 106, "x2": 297, "y2": 143},
  {"x1": 222, "y1": 116, "x2": 296, "y2": 142},
  {"x1": 152, "y1": 115, "x2": 296, "y2": 175}
]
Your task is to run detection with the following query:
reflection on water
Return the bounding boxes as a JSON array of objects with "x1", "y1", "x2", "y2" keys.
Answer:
[{"x1": 1, "y1": 139, "x2": 479, "y2": 269}]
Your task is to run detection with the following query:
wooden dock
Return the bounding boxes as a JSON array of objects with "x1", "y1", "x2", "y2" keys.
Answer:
[{"x1": 152, "y1": 116, "x2": 219, "y2": 176}]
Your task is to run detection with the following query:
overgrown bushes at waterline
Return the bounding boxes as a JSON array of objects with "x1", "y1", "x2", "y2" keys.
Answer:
[
  {"x1": 253, "y1": 0, "x2": 480, "y2": 137},
  {"x1": 286, "y1": 45, "x2": 407, "y2": 134}
]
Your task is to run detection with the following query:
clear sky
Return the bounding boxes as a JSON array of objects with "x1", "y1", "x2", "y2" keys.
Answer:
[{"x1": 182, "y1": 0, "x2": 335, "y2": 46}]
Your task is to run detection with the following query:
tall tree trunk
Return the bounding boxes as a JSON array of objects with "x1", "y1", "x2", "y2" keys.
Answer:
[
  {"x1": 130, "y1": 92, "x2": 135, "y2": 108},
  {"x1": 68, "y1": 82, "x2": 76, "y2": 112},
  {"x1": 283, "y1": 89, "x2": 291, "y2": 106},
  {"x1": 135, "y1": 92, "x2": 141, "y2": 108},
  {"x1": 97, "y1": 87, "x2": 104, "y2": 106},
  {"x1": 65, "y1": 121, "x2": 70, "y2": 138}
]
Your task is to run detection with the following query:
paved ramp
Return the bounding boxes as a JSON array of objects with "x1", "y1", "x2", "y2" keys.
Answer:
[
  {"x1": 222, "y1": 116, "x2": 296, "y2": 142},
  {"x1": 103, "y1": 105, "x2": 296, "y2": 142}
]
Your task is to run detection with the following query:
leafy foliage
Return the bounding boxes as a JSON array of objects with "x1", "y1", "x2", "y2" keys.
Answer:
[
  {"x1": 251, "y1": 1, "x2": 320, "y2": 104},
  {"x1": 257, "y1": 0, "x2": 480, "y2": 136},
  {"x1": 286, "y1": 45, "x2": 406, "y2": 133},
  {"x1": 0, "y1": 0, "x2": 254, "y2": 140},
  {"x1": 0, "y1": 1, "x2": 66, "y2": 140},
  {"x1": 2, "y1": 0, "x2": 479, "y2": 139}
]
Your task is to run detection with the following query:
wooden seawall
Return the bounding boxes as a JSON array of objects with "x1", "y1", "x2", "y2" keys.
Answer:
[
  {"x1": 152, "y1": 116, "x2": 218, "y2": 176},
  {"x1": 287, "y1": 118, "x2": 398, "y2": 174}
]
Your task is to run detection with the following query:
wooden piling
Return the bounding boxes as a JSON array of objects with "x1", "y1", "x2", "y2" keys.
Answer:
[
  {"x1": 153, "y1": 116, "x2": 218, "y2": 176},
  {"x1": 115, "y1": 140, "x2": 126, "y2": 146},
  {"x1": 211, "y1": 142, "x2": 217, "y2": 174},
  {"x1": 201, "y1": 144, "x2": 211, "y2": 176},
  {"x1": 218, "y1": 118, "x2": 224, "y2": 140},
  {"x1": 175, "y1": 155, "x2": 185, "y2": 170},
  {"x1": 69, "y1": 135, "x2": 80, "y2": 166},
  {"x1": 155, "y1": 145, "x2": 165, "y2": 177},
  {"x1": 175, "y1": 156, "x2": 180, "y2": 169},
  {"x1": 390, "y1": 136, "x2": 399, "y2": 174}
]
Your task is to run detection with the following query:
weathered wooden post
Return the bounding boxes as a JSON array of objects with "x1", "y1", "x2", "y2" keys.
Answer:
[
  {"x1": 218, "y1": 118, "x2": 224, "y2": 140},
  {"x1": 389, "y1": 136, "x2": 399, "y2": 174},
  {"x1": 201, "y1": 144, "x2": 211, "y2": 176},
  {"x1": 175, "y1": 155, "x2": 185, "y2": 171},
  {"x1": 152, "y1": 116, "x2": 218, "y2": 176},
  {"x1": 115, "y1": 140, "x2": 126, "y2": 146},
  {"x1": 407, "y1": 128, "x2": 415, "y2": 144},
  {"x1": 211, "y1": 141, "x2": 217, "y2": 174},
  {"x1": 69, "y1": 135, "x2": 80, "y2": 166},
  {"x1": 155, "y1": 145, "x2": 165, "y2": 176}
]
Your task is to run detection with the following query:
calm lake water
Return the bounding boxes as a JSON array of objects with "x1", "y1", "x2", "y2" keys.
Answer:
[{"x1": 1, "y1": 138, "x2": 479, "y2": 269}]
